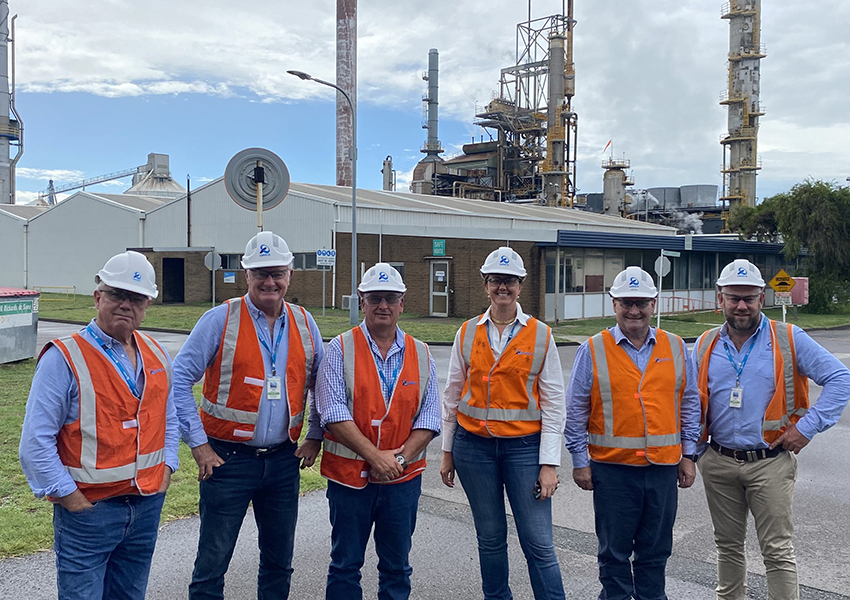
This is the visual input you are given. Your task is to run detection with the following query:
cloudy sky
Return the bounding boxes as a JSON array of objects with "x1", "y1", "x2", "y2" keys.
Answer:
[{"x1": 10, "y1": 0, "x2": 850, "y2": 204}]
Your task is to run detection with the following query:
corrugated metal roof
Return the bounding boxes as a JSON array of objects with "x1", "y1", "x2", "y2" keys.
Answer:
[
  {"x1": 286, "y1": 183, "x2": 674, "y2": 234},
  {"x1": 94, "y1": 193, "x2": 170, "y2": 211},
  {"x1": 0, "y1": 205, "x2": 47, "y2": 219}
]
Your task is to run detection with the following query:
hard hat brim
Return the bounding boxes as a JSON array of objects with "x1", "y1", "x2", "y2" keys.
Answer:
[{"x1": 97, "y1": 274, "x2": 158, "y2": 299}]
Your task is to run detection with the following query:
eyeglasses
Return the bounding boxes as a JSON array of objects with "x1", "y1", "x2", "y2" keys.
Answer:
[
  {"x1": 250, "y1": 269, "x2": 290, "y2": 281},
  {"x1": 102, "y1": 289, "x2": 148, "y2": 306},
  {"x1": 722, "y1": 293, "x2": 761, "y2": 305},
  {"x1": 617, "y1": 299, "x2": 652, "y2": 310},
  {"x1": 362, "y1": 293, "x2": 403, "y2": 306},
  {"x1": 486, "y1": 276, "x2": 521, "y2": 288}
]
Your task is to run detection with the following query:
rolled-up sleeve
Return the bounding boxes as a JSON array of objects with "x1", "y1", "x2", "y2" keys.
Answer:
[
  {"x1": 792, "y1": 326, "x2": 850, "y2": 440},
  {"x1": 538, "y1": 334, "x2": 566, "y2": 466},
  {"x1": 412, "y1": 352, "x2": 442, "y2": 435},
  {"x1": 441, "y1": 327, "x2": 467, "y2": 453}
]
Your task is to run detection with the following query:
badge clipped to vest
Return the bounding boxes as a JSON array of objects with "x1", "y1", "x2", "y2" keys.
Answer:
[
  {"x1": 267, "y1": 375, "x2": 282, "y2": 400},
  {"x1": 730, "y1": 387, "x2": 743, "y2": 408}
]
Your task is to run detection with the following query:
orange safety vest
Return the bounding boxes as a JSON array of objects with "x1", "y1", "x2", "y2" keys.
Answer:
[
  {"x1": 321, "y1": 327, "x2": 431, "y2": 489},
  {"x1": 696, "y1": 319, "x2": 809, "y2": 444},
  {"x1": 456, "y1": 316, "x2": 551, "y2": 438},
  {"x1": 43, "y1": 332, "x2": 171, "y2": 502},
  {"x1": 588, "y1": 329, "x2": 685, "y2": 466},
  {"x1": 201, "y1": 297, "x2": 316, "y2": 442}
]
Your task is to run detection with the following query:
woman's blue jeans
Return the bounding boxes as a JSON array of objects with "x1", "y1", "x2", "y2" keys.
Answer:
[{"x1": 453, "y1": 427, "x2": 565, "y2": 600}]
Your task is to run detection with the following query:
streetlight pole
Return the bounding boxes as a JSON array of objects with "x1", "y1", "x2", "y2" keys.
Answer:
[{"x1": 288, "y1": 70, "x2": 359, "y2": 326}]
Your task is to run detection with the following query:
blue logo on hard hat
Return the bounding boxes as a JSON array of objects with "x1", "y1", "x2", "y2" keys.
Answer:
[
  {"x1": 629, "y1": 277, "x2": 639, "y2": 288},
  {"x1": 259, "y1": 244, "x2": 271, "y2": 257},
  {"x1": 133, "y1": 271, "x2": 142, "y2": 281},
  {"x1": 378, "y1": 271, "x2": 389, "y2": 282},
  {"x1": 499, "y1": 255, "x2": 510, "y2": 265},
  {"x1": 737, "y1": 267, "x2": 747, "y2": 277}
]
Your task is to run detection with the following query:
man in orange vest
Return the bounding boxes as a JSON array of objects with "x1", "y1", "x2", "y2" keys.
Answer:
[
  {"x1": 19, "y1": 251, "x2": 178, "y2": 600},
  {"x1": 694, "y1": 259, "x2": 850, "y2": 600},
  {"x1": 565, "y1": 266, "x2": 701, "y2": 600},
  {"x1": 315, "y1": 263, "x2": 440, "y2": 600},
  {"x1": 172, "y1": 231, "x2": 324, "y2": 600}
]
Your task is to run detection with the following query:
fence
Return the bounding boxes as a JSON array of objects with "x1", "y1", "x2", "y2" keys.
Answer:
[{"x1": 33, "y1": 286, "x2": 76, "y2": 302}]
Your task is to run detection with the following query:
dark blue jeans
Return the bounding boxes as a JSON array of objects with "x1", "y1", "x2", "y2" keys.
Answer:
[
  {"x1": 452, "y1": 427, "x2": 565, "y2": 600},
  {"x1": 591, "y1": 462, "x2": 679, "y2": 600},
  {"x1": 326, "y1": 477, "x2": 422, "y2": 600},
  {"x1": 53, "y1": 492, "x2": 166, "y2": 600},
  {"x1": 189, "y1": 439, "x2": 301, "y2": 600}
]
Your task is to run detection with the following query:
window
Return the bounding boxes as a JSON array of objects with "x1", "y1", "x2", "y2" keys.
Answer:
[
  {"x1": 689, "y1": 254, "x2": 703, "y2": 289},
  {"x1": 674, "y1": 256, "x2": 688, "y2": 290},
  {"x1": 220, "y1": 254, "x2": 242, "y2": 269},
  {"x1": 388, "y1": 262, "x2": 404, "y2": 279},
  {"x1": 292, "y1": 252, "x2": 318, "y2": 270},
  {"x1": 584, "y1": 251, "x2": 604, "y2": 293}
]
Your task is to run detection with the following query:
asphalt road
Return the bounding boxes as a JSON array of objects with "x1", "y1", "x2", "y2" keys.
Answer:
[{"x1": 3, "y1": 321, "x2": 849, "y2": 599}]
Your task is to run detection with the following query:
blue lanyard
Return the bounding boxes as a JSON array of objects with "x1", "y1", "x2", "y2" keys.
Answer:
[
  {"x1": 378, "y1": 359, "x2": 403, "y2": 400},
  {"x1": 86, "y1": 325, "x2": 141, "y2": 398},
  {"x1": 486, "y1": 320, "x2": 519, "y2": 350},
  {"x1": 721, "y1": 321, "x2": 763, "y2": 387},
  {"x1": 257, "y1": 322, "x2": 286, "y2": 376}
]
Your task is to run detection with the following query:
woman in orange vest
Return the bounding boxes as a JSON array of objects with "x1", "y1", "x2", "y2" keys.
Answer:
[{"x1": 440, "y1": 247, "x2": 567, "y2": 600}]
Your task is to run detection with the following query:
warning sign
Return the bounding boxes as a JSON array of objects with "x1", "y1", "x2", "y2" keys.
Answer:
[{"x1": 768, "y1": 269, "x2": 796, "y2": 293}]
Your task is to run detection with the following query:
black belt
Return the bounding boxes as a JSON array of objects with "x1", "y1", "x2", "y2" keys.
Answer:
[
  {"x1": 210, "y1": 438, "x2": 293, "y2": 458},
  {"x1": 710, "y1": 439, "x2": 785, "y2": 462}
]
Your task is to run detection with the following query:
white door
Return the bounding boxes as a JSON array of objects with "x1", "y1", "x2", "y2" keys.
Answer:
[{"x1": 430, "y1": 261, "x2": 449, "y2": 317}]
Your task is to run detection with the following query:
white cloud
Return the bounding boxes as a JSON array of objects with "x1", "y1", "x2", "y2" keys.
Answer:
[
  {"x1": 14, "y1": 0, "x2": 850, "y2": 196},
  {"x1": 17, "y1": 167, "x2": 86, "y2": 182},
  {"x1": 14, "y1": 190, "x2": 41, "y2": 204}
]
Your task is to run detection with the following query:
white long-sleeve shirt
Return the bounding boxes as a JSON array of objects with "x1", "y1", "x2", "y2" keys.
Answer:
[{"x1": 441, "y1": 304, "x2": 566, "y2": 465}]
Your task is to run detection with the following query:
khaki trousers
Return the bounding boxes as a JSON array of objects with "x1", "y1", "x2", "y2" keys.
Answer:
[{"x1": 699, "y1": 446, "x2": 798, "y2": 600}]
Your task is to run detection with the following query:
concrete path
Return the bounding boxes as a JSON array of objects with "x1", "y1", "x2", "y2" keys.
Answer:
[{"x1": 3, "y1": 322, "x2": 849, "y2": 598}]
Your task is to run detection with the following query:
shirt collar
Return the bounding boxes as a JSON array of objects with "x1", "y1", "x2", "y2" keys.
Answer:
[
  {"x1": 87, "y1": 319, "x2": 119, "y2": 348},
  {"x1": 477, "y1": 302, "x2": 530, "y2": 327},
  {"x1": 244, "y1": 294, "x2": 286, "y2": 322},
  {"x1": 610, "y1": 323, "x2": 656, "y2": 348},
  {"x1": 360, "y1": 322, "x2": 405, "y2": 350}
]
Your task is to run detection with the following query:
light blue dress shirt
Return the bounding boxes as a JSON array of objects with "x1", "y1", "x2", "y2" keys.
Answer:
[
  {"x1": 693, "y1": 314, "x2": 850, "y2": 451},
  {"x1": 19, "y1": 319, "x2": 180, "y2": 499},
  {"x1": 172, "y1": 295, "x2": 324, "y2": 448},
  {"x1": 315, "y1": 322, "x2": 442, "y2": 435},
  {"x1": 565, "y1": 325, "x2": 702, "y2": 469}
]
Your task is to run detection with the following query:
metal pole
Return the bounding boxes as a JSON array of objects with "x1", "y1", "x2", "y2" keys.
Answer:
[
  {"x1": 322, "y1": 267, "x2": 326, "y2": 318},
  {"x1": 657, "y1": 251, "x2": 663, "y2": 329},
  {"x1": 287, "y1": 70, "x2": 359, "y2": 325},
  {"x1": 256, "y1": 160, "x2": 264, "y2": 231}
]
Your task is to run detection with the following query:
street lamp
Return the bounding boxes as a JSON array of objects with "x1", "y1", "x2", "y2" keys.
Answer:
[{"x1": 288, "y1": 69, "x2": 359, "y2": 326}]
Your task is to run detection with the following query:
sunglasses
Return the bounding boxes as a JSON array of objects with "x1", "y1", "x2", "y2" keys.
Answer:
[
  {"x1": 362, "y1": 293, "x2": 403, "y2": 306},
  {"x1": 250, "y1": 269, "x2": 290, "y2": 281},
  {"x1": 102, "y1": 289, "x2": 148, "y2": 306},
  {"x1": 617, "y1": 299, "x2": 652, "y2": 310},
  {"x1": 486, "y1": 276, "x2": 521, "y2": 288}
]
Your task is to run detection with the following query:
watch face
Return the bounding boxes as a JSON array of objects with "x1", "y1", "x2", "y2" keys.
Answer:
[{"x1": 396, "y1": 454, "x2": 406, "y2": 466}]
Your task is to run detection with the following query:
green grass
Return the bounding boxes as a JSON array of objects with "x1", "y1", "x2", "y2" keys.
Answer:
[{"x1": 1, "y1": 362, "x2": 327, "y2": 559}]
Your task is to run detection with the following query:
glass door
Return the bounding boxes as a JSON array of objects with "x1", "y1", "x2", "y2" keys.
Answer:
[{"x1": 430, "y1": 261, "x2": 449, "y2": 317}]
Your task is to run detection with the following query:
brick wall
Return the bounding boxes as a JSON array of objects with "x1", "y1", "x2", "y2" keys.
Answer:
[
  {"x1": 334, "y1": 234, "x2": 544, "y2": 320},
  {"x1": 139, "y1": 250, "x2": 212, "y2": 305}
]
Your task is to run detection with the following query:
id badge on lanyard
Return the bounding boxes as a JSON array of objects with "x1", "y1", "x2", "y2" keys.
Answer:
[
  {"x1": 730, "y1": 387, "x2": 743, "y2": 408},
  {"x1": 267, "y1": 375, "x2": 282, "y2": 400}
]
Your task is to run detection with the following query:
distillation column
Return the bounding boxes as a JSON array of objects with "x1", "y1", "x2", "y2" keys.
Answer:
[
  {"x1": 720, "y1": 0, "x2": 765, "y2": 211},
  {"x1": 421, "y1": 48, "x2": 443, "y2": 161}
]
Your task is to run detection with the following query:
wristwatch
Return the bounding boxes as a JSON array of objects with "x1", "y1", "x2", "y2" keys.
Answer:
[
  {"x1": 395, "y1": 454, "x2": 409, "y2": 469},
  {"x1": 682, "y1": 454, "x2": 699, "y2": 463}
]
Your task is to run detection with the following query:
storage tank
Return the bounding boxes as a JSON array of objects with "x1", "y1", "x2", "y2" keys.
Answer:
[
  {"x1": 680, "y1": 184, "x2": 718, "y2": 207},
  {"x1": 647, "y1": 187, "x2": 680, "y2": 210}
]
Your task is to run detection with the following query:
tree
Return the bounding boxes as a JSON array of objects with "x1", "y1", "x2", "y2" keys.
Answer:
[{"x1": 730, "y1": 180, "x2": 850, "y2": 313}]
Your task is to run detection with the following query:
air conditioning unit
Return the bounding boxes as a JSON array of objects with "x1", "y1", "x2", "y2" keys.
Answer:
[{"x1": 341, "y1": 295, "x2": 354, "y2": 310}]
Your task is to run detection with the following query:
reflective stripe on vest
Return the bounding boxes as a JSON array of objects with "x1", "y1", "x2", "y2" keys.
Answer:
[
  {"x1": 52, "y1": 334, "x2": 167, "y2": 488},
  {"x1": 322, "y1": 327, "x2": 430, "y2": 488},
  {"x1": 202, "y1": 297, "x2": 314, "y2": 441},
  {"x1": 696, "y1": 320, "x2": 808, "y2": 442},
  {"x1": 588, "y1": 330, "x2": 684, "y2": 464},
  {"x1": 457, "y1": 317, "x2": 549, "y2": 432}
]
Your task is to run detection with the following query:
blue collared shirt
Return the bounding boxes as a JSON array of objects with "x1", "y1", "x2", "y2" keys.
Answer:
[
  {"x1": 19, "y1": 319, "x2": 180, "y2": 499},
  {"x1": 693, "y1": 314, "x2": 850, "y2": 451},
  {"x1": 315, "y1": 322, "x2": 442, "y2": 434},
  {"x1": 172, "y1": 295, "x2": 324, "y2": 448},
  {"x1": 565, "y1": 324, "x2": 702, "y2": 468}
]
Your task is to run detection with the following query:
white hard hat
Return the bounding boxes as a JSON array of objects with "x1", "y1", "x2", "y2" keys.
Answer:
[
  {"x1": 716, "y1": 259, "x2": 765, "y2": 288},
  {"x1": 241, "y1": 231, "x2": 294, "y2": 269},
  {"x1": 480, "y1": 246, "x2": 527, "y2": 277},
  {"x1": 358, "y1": 263, "x2": 407, "y2": 293},
  {"x1": 609, "y1": 266, "x2": 658, "y2": 299},
  {"x1": 96, "y1": 251, "x2": 158, "y2": 299}
]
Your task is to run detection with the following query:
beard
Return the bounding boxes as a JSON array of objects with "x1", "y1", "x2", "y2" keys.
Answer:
[{"x1": 726, "y1": 311, "x2": 760, "y2": 332}]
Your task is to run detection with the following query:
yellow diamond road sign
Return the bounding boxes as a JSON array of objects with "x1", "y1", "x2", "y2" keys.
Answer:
[{"x1": 768, "y1": 269, "x2": 796, "y2": 293}]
